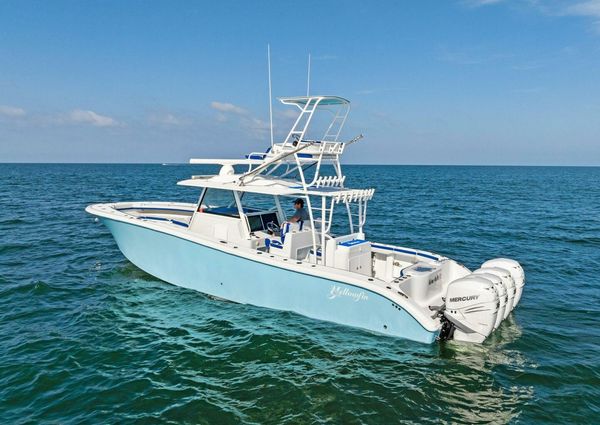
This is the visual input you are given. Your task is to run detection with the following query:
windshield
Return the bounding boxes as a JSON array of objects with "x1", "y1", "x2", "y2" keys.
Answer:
[{"x1": 199, "y1": 188, "x2": 239, "y2": 217}]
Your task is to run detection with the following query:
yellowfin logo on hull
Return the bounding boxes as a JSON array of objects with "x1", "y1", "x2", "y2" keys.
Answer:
[{"x1": 328, "y1": 285, "x2": 369, "y2": 302}]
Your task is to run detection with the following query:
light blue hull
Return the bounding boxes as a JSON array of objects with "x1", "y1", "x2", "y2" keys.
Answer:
[{"x1": 102, "y1": 218, "x2": 438, "y2": 343}]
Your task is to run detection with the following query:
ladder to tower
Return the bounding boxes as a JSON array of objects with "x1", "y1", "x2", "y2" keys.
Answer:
[
  {"x1": 282, "y1": 98, "x2": 320, "y2": 146},
  {"x1": 322, "y1": 107, "x2": 349, "y2": 142}
]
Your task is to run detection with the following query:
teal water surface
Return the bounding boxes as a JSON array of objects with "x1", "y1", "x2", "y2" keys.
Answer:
[{"x1": 1, "y1": 164, "x2": 599, "y2": 424}]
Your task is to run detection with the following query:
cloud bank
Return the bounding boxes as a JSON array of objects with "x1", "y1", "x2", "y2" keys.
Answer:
[
  {"x1": 68, "y1": 109, "x2": 119, "y2": 127},
  {"x1": 210, "y1": 102, "x2": 247, "y2": 115},
  {"x1": 0, "y1": 105, "x2": 26, "y2": 117}
]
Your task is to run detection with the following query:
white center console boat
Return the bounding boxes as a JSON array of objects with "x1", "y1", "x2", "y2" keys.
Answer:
[{"x1": 86, "y1": 95, "x2": 525, "y2": 344}]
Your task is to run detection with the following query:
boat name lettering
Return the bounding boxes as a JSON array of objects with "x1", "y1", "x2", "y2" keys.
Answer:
[
  {"x1": 428, "y1": 272, "x2": 441, "y2": 286},
  {"x1": 328, "y1": 285, "x2": 369, "y2": 302}
]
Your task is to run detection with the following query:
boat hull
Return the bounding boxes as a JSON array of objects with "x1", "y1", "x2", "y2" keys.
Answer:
[{"x1": 102, "y1": 217, "x2": 438, "y2": 344}]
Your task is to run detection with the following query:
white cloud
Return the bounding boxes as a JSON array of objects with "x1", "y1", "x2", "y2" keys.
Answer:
[
  {"x1": 69, "y1": 109, "x2": 119, "y2": 127},
  {"x1": 246, "y1": 117, "x2": 270, "y2": 131},
  {"x1": 567, "y1": 0, "x2": 600, "y2": 16},
  {"x1": 564, "y1": 0, "x2": 600, "y2": 32},
  {"x1": 0, "y1": 105, "x2": 26, "y2": 117},
  {"x1": 465, "y1": 0, "x2": 600, "y2": 34},
  {"x1": 279, "y1": 109, "x2": 298, "y2": 119},
  {"x1": 148, "y1": 112, "x2": 184, "y2": 126},
  {"x1": 240, "y1": 116, "x2": 270, "y2": 140},
  {"x1": 210, "y1": 101, "x2": 247, "y2": 115},
  {"x1": 210, "y1": 101, "x2": 270, "y2": 140}
]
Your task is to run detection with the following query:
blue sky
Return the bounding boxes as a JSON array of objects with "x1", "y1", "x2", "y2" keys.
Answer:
[{"x1": 1, "y1": 0, "x2": 599, "y2": 165}]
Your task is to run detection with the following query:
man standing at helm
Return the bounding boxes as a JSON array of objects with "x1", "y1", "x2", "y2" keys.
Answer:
[{"x1": 289, "y1": 198, "x2": 309, "y2": 223}]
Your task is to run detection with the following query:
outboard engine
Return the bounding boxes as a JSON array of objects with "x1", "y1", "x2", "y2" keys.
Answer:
[
  {"x1": 471, "y1": 270, "x2": 506, "y2": 330},
  {"x1": 477, "y1": 266, "x2": 515, "y2": 317},
  {"x1": 482, "y1": 258, "x2": 525, "y2": 308},
  {"x1": 444, "y1": 275, "x2": 499, "y2": 343}
]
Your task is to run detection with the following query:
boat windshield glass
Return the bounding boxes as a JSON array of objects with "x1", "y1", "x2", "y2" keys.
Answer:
[
  {"x1": 200, "y1": 188, "x2": 239, "y2": 217},
  {"x1": 238, "y1": 193, "x2": 281, "y2": 232},
  {"x1": 239, "y1": 192, "x2": 277, "y2": 213}
]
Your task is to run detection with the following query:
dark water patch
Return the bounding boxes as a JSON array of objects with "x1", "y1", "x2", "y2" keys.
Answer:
[
  {"x1": 0, "y1": 217, "x2": 28, "y2": 226},
  {"x1": 0, "y1": 279, "x2": 58, "y2": 297},
  {"x1": 0, "y1": 242, "x2": 30, "y2": 255}
]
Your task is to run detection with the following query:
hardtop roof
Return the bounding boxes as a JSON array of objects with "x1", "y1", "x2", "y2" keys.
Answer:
[
  {"x1": 177, "y1": 175, "x2": 374, "y2": 202},
  {"x1": 278, "y1": 95, "x2": 350, "y2": 107}
]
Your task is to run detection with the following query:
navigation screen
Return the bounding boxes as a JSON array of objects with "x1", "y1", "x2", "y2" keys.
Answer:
[
  {"x1": 247, "y1": 215, "x2": 263, "y2": 232},
  {"x1": 260, "y1": 212, "x2": 279, "y2": 229}
]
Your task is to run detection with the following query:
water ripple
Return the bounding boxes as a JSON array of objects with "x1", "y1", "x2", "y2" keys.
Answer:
[{"x1": 0, "y1": 164, "x2": 598, "y2": 424}]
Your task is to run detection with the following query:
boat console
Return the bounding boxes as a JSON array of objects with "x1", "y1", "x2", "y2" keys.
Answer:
[{"x1": 246, "y1": 211, "x2": 280, "y2": 233}]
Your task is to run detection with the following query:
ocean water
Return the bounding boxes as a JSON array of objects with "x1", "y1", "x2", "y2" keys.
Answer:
[{"x1": 1, "y1": 163, "x2": 599, "y2": 424}]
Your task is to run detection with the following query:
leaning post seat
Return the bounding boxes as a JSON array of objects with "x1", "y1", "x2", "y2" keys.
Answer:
[{"x1": 266, "y1": 221, "x2": 314, "y2": 260}]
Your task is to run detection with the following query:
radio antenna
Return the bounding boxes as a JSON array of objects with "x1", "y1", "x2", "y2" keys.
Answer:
[
  {"x1": 267, "y1": 44, "x2": 274, "y2": 148},
  {"x1": 306, "y1": 53, "x2": 311, "y2": 97}
]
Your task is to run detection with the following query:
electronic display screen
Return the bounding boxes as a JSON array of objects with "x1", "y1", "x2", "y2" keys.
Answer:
[
  {"x1": 247, "y1": 215, "x2": 263, "y2": 232},
  {"x1": 260, "y1": 212, "x2": 279, "y2": 229}
]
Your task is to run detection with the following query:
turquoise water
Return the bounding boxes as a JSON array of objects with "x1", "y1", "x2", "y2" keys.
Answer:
[{"x1": 1, "y1": 164, "x2": 599, "y2": 424}]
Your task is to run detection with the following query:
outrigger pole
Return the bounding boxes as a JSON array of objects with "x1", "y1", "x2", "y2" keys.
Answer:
[
  {"x1": 267, "y1": 44, "x2": 274, "y2": 148},
  {"x1": 238, "y1": 141, "x2": 315, "y2": 185},
  {"x1": 306, "y1": 53, "x2": 311, "y2": 97}
]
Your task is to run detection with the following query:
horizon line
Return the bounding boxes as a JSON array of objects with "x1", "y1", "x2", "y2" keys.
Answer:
[{"x1": 1, "y1": 162, "x2": 599, "y2": 167}]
